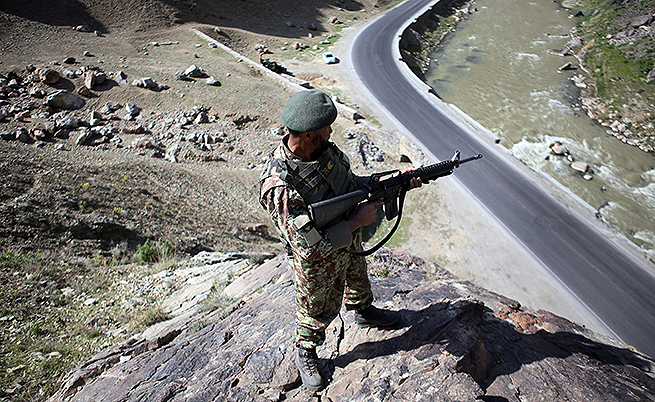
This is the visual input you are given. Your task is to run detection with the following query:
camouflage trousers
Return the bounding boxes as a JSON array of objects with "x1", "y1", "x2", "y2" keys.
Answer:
[{"x1": 290, "y1": 233, "x2": 373, "y2": 349}]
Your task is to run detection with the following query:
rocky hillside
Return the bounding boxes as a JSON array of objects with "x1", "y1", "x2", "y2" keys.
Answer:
[{"x1": 46, "y1": 248, "x2": 655, "y2": 402}]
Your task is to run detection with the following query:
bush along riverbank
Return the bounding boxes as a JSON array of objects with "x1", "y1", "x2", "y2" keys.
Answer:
[{"x1": 562, "y1": 0, "x2": 655, "y2": 154}]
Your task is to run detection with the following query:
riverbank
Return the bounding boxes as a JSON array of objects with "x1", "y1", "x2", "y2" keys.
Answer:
[{"x1": 400, "y1": 0, "x2": 655, "y2": 153}]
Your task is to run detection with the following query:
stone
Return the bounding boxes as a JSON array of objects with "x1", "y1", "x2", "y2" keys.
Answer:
[
  {"x1": 101, "y1": 101, "x2": 122, "y2": 114},
  {"x1": 77, "y1": 86, "x2": 91, "y2": 97},
  {"x1": 558, "y1": 62, "x2": 576, "y2": 71},
  {"x1": 29, "y1": 88, "x2": 47, "y2": 98},
  {"x1": 33, "y1": 129, "x2": 48, "y2": 141},
  {"x1": 46, "y1": 90, "x2": 85, "y2": 110},
  {"x1": 205, "y1": 76, "x2": 220, "y2": 86},
  {"x1": 550, "y1": 141, "x2": 569, "y2": 156},
  {"x1": 89, "y1": 111, "x2": 102, "y2": 126},
  {"x1": 38, "y1": 68, "x2": 60, "y2": 85},
  {"x1": 125, "y1": 102, "x2": 141, "y2": 117},
  {"x1": 84, "y1": 70, "x2": 106, "y2": 89},
  {"x1": 631, "y1": 15, "x2": 653, "y2": 28},
  {"x1": 184, "y1": 65, "x2": 205, "y2": 78},
  {"x1": 131, "y1": 137, "x2": 161, "y2": 149},
  {"x1": 565, "y1": 37, "x2": 583, "y2": 50},
  {"x1": 56, "y1": 115, "x2": 78, "y2": 129},
  {"x1": 571, "y1": 161, "x2": 589, "y2": 173},
  {"x1": 646, "y1": 67, "x2": 655, "y2": 83},
  {"x1": 114, "y1": 71, "x2": 128, "y2": 84},
  {"x1": 165, "y1": 142, "x2": 181, "y2": 163},
  {"x1": 15, "y1": 127, "x2": 33, "y2": 143},
  {"x1": 194, "y1": 112, "x2": 209, "y2": 124},
  {"x1": 75, "y1": 24, "x2": 92, "y2": 32},
  {"x1": 76, "y1": 128, "x2": 94, "y2": 146},
  {"x1": 121, "y1": 124, "x2": 145, "y2": 134},
  {"x1": 132, "y1": 77, "x2": 158, "y2": 89},
  {"x1": 548, "y1": 48, "x2": 572, "y2": 57}
]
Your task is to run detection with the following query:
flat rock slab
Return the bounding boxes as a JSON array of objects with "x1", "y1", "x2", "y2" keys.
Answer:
[{"x1": 47, "y1": 249, "x2": 655, "y2": 402}]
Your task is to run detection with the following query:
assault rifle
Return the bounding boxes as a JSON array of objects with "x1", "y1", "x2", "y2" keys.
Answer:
[{"x1": 308, "y1": 150, "x2": 483, "y2": 256}]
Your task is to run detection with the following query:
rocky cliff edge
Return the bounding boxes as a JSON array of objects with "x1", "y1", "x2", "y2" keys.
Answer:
[{"x1": 47, "y1": 248, "x2": 655, "y2": 402}]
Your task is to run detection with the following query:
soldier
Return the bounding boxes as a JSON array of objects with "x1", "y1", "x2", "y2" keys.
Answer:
[{"x1": 259, "y1": 90, "x2": 421, "y2": 390}]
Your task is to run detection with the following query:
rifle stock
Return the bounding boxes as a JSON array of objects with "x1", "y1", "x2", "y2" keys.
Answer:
[{"x1": 308, "y1": 189, "x2": 369, "y2": 229}]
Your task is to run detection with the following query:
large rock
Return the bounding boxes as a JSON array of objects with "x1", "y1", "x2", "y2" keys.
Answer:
[
  {"x1": 46, "y1": 90, "x2": 85, "y2": 110},
  {"x1": 46, "y1": 249, "x2": 655, "y2": 402},
  {"x1": 38, "y1": 68, "x2": 60, "y2": 85},
  {"x1": 84, "y1": 70, "x2": 106, "y2": 90}
]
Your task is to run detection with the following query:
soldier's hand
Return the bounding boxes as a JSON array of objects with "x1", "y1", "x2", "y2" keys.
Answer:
[
  {"x1": 347, "y1": 200, "x2": 382, "y2": 232},
  {"x1": 400, "y1": 166, "x2": 423, "y2": 190}
]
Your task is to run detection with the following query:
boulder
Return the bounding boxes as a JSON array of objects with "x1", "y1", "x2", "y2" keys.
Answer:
[
  {"x1": 56, "y1": 115, "x2": 78, "y2": 129},
  {"x1": 647, "y1": 66, "x2": 655, "y2": 83},
  {"x1": 205, "y1": 76, "x2": 221, "y2": 86},
  {"x1": 114, "y1": 71, "x2": 128, "y2": 84},
  {"x1": 558, "y1": 62, "x2": 576, "y2": 71},
  {"x1": 184, "y1": 65, "x2": 205, "y2": 78},
  {"x1": 550, "y1": 141, "x2": 569, "y2": 156},
  {"x1": 565, "y1": 37, "x2": 583, "y2": 50},
  {"x1": 38, "y1": 68, "x2": 60, "y2": 85},
  {"x1": 45, "y1": 249, "x2": 655, "y2": 402},
  {"x1": 46, "y1": 90, "x2": 84, "y2": 110},
  {"x1": 76, "y1": 128, "x2": 94, "y2": 146},
  {"x1": 548, "y1": 48, "x2": 572, "y2": 57},
  {"x1": 571, "y1": 161, "x2": 589, "y2": 173},
  {"x1": 84, "y1": 70, "x2": 106, "y2": 90},
  {"x1": 15, "y1": 127, "x2": 33, "y2": 143},
  {"x1": 125, "y1": 102, "x2": 141, "y2": 117},
  {"x1": 132, "y1": 77, "x2": 158, "y2": 90},
  {"x1": 631, "y1": 15, "x2": 653, "y2": 28},
  {"x1": 101, "y1": 101, "x2": 122, "y2": 114}
]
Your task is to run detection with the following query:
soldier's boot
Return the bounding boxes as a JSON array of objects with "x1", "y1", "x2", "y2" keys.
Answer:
[
  {"x1": 295, "y1": 347, "x2": 323, "y2": 390},
  {"x1": 354, "y1": 305, "x2": 402, "y2": 329}
]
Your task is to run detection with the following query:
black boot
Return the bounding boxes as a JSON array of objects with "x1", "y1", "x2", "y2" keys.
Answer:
[
  {"x1": 295, "y1": 347, "x2": 323, "y2": 390},
  {"x1": 354, "y1": 305, "x2": 401, "y2": 328}
]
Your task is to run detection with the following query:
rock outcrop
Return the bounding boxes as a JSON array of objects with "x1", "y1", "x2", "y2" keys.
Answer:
[{"x1": 47, "y1": 248, "x2": 655, "y2": 402}]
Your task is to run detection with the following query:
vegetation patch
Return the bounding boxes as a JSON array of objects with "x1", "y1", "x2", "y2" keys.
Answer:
[
  {"x1": 0, "y1": 252, "x2": 179, "y2": 400},
  {"x1": 574, "y1": 0, "x2": 655, "y2": 152}
]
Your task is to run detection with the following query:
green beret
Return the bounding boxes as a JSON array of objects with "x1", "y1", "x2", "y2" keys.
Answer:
[{"x1": 281, "y1": 90, "x2": 337, "y2": 133}]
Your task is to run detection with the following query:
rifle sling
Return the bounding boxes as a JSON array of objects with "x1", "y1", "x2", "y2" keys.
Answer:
[{"x1": 348, "y1": 187, "x2": 407, "y2": 257}]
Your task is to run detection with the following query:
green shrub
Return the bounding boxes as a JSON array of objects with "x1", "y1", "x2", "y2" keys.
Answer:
[{"x1": 136, "y1": 238, "x2": 174, "y2": 263}]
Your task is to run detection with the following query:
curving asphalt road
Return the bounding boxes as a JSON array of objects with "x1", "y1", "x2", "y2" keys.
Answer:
[{"x1": 349, "y1": 0, "x2": 655, "y2": 358}]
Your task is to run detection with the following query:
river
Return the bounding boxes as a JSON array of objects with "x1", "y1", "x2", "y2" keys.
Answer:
[{"x1": 425, "y1": 0, "x2": 655, "y2": 261}]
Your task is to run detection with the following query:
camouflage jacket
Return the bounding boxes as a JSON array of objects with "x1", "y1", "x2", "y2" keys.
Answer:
[{"x1": 259, "y1": 137, "x2": 363, "y2": 261}]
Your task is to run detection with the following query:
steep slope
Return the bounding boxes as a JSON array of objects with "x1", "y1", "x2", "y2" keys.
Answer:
[{"x1": 47, "y1": 249, "x2": 655, "y2": 402}]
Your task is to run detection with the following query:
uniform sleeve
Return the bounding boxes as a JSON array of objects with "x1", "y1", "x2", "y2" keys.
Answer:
[{"x1": 262, "y1": 182, "x2": 353, "y2": 261}]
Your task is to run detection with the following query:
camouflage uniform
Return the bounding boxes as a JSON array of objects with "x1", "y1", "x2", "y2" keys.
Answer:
[{"x1": 259, "y1": 137, "x2": 373, "y2": 349}]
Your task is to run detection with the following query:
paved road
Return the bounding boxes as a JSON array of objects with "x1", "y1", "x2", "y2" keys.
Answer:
[{"x1": 349, "y1": 0, "x2": 655, "y2": 358}]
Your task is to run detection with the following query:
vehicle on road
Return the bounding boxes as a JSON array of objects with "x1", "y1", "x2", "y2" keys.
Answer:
[{"x1": 322, "y1": 52, "x2": 338, "y2": 64}]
